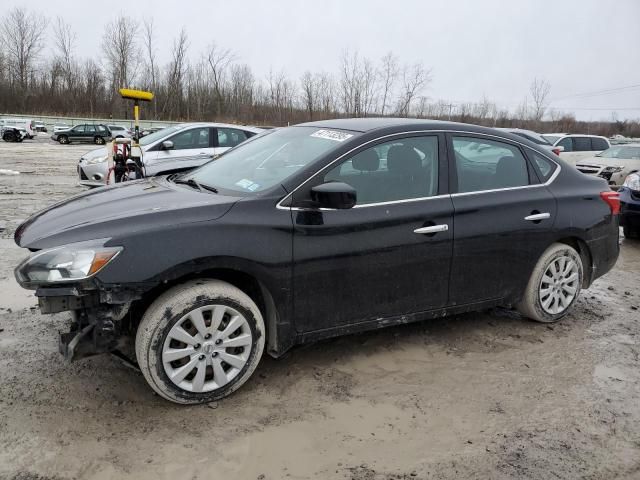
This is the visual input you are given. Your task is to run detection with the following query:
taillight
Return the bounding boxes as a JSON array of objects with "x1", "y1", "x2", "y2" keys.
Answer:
[
  {"x1": 552, "y1": 148, "x2": 562, "y2": 156},
  {"x1": 600, "y1": 191, "x2": 620, "y2": 215}
]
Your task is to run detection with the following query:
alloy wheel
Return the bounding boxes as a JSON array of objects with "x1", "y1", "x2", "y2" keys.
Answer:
[
  {"x1": 161, "y1": 305, "x2": 253, "y2": 393},
  {"x1": 539, "y1": 254, "x2": 580, "y2": 315}
]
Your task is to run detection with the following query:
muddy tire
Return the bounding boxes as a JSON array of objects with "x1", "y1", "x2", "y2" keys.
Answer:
[
  {"x1": 135, "y1": 279, "x2": 265, "y2": 404},
  {"x1": 517, "y1": 243, "x2": 583, "y2": 323},
  {"x1": 58, "y1": 135, "x2": 69, "y2": 144}
]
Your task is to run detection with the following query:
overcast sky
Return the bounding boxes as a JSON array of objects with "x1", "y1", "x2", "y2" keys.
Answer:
[{"x1": 32, "y1": 0, "x2": 640, "y2": 121}]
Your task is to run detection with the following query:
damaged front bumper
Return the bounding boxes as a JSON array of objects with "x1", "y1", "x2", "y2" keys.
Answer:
[{"x1": 36, "y1": 286, "x2": 132, "y2": 361}]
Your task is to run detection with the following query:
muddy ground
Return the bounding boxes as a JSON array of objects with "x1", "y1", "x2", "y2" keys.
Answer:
[{"x1": 0, "y1": 136, "x2": 639, "y2": 480}]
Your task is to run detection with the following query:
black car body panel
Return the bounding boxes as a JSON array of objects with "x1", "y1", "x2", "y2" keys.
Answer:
[
  {"x1": 620, "y1": 186, "x2": 640, "y2": 232},
  {"x1": 15, "y1": 119, "x2": 620, "y2": 360}
]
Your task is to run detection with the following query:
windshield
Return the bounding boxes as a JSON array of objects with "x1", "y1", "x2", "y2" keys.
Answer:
[
  {"x1": 185, "y1": 126, "x2": 357, "y2": 194},
  {"x1": 139, "y1": 125, "x2": 181, "y2": 146},
  {"x1": 598, "y1": 146, "x2": 640, "y2": 159},
  {"x1": 542, "y1": 134, "x2": 562, "y2": 145}
]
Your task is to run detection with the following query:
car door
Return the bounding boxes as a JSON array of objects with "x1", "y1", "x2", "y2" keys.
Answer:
[
  {"x1": 290, "y1": 133, "x2": 453, "y2": 333},
  {"x1": 84, "y1": 125, "x2": 96, "y2": 142},
  {"x1": 447, "y1": 134, "x2": 558, "y2": 305},
  {"x1": 214, "y1": 127, "x2": 253, "y2": 157},
  {"x1": 69, "y1": 125, "x2": 85, "y2": 142},
  {"x1": 144, "y1": 126, "x2": 214, "y2": 176}
]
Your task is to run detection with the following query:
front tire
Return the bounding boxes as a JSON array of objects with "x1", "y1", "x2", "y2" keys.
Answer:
[
  {"x1": 517, "y1": 243, "x2": 583, "y2": 323},
  {"x1": 58, "y1": 135, "x2": 69, "y2": 144},
  {"x1": 94, "y1": 136, "x2": 105, "y2": 145},
  {"x1": 135, "y1": 279, "x2": 265, "y2": 404}
]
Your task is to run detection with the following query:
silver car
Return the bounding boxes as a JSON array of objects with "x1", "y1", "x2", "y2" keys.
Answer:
[
  {"x1": 78, "y1": 123, "x2": 263, "y2": 187},
  {"x1": 576, "y1": 144, "x2": 640, "y2": 187}
]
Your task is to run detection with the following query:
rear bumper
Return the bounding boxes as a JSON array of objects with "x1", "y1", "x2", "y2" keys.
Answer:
[{"x1": 584, "y1": 218, "x2": 620, "y2": 286}]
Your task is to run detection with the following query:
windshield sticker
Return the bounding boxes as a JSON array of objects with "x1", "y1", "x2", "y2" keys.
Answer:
[
  {"x1": 235, "y1": 179, "x2": 260, "y2": 191},
  {"x1": 310, "y1": 129, "x2": 354, "y2": 142}
]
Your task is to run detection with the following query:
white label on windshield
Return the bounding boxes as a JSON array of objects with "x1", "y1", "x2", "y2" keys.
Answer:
[
  {"x1": 235, "y1": 178, "x2": 260, "y2": 191},
  {"x1": 310, "y1": 129, "x2": 354, "y2": 142}
]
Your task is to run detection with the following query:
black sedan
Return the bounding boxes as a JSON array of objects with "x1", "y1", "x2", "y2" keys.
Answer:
[{"x1": 14, "y1": 119, "x2": 620, "y2": 404}]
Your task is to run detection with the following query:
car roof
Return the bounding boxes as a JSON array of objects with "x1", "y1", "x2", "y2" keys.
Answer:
[
  {"x1": 174, "y1": 122, "x2": 263, "y2": 133},
  {"x1": 296, "y1": 117, "x2": 507, "y2": 135}
]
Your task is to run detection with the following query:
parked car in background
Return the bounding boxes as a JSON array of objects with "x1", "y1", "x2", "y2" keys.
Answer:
[
  {"x1": 34, "y1": 121, "x2": 48, "y2": 133},
  {"x1": 77, "y1": 123, "x2": 262, "y2": 186},
  {"x1": 1, "y1": 126, "x2": 27, "y2": 142},
  {"x1": 544, "y1": 134, "x2": 610, "y2": 164},
  {"x1": 53, "y1": 123, "x2": 70, "y2": 133},
  {"x1": 576, "y1": 144, "x2": 640, "y2": 187},
  {"x1": 15, "y1": 119, "x2": 620, "y2": 404},
  {"x1": 0, "y1": 118, "x2": 35, "y2": 139},
  {"x1": 140, "y1": 126, "x2": 165, "y2": 138},
  {"x1": 619, "y1": 173, "x2": 640, "y2": 239},
  {"x1": 51, "y1": 124, "x2": 112, "y2": 145},
  {"x1": 107, "y1": 125, "x2": 132, "y2": 138},
  {"x1": 497, "y1": 128, "x2": 563, "y2": 156}
]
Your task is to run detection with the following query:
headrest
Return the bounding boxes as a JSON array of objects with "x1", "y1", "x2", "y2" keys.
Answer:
[
  {"x1": 352, "y1": 148, "x2": 380, "y2": 172},
  {"x1": 387, "y1": 145, "x2": 422, "y2": 175}
]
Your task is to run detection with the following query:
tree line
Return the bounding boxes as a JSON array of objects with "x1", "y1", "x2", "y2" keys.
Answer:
[{"x1": 1, "y1": 7, "x2": 638, "y2": 137}]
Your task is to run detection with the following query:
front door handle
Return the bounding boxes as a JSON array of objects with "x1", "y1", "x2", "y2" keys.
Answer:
[
  {"x1": 524, "y1": 212, "x2": 551, "y2": 221},
  {"x1": 414, "y1": 224, "x2": 449, "y2": 234}
]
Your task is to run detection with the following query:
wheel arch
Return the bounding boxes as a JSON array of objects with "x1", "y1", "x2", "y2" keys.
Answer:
[
  {"x1": 133, "y1": 264, "x2": 287, "y2": 358},
  {"x1": 555, "y1": 236, "x2": 593, "y2": 288}
]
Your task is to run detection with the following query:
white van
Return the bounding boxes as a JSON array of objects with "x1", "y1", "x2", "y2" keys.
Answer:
[{"x1": 0, "y1": 118, "x2": 36, "y2": 139}]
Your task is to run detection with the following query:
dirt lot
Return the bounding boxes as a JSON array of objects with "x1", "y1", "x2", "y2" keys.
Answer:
[{"x1": 1, "y1": 136, "x2": 639, "y2": 480}]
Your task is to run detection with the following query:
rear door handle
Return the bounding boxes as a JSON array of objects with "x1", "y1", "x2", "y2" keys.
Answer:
[
  {"x1": 414, "y1": 224, "x2": 449, "y2": 234},
  {"x1": 524, "y1": 212, "x2": 551, "y2": 221}
]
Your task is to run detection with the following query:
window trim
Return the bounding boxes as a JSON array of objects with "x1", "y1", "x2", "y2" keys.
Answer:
[{"x1": 276, "y1": 130, "x2": 561, "y2": 211}]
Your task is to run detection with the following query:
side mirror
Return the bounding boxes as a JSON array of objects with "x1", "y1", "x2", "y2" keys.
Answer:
[
  {"x1": 311, "y1": 182, "x2": 357, "y2": 209},
  {"x1": 161, "y1": 140, "x2": 174, "y2": 150}
]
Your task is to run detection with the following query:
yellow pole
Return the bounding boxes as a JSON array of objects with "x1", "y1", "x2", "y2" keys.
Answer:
[{"x1": 134, "y1": 100, "x2": 140, "y2": 144}]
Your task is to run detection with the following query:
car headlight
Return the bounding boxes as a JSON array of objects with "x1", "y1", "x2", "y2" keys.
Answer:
[
  {"x1": 603, "y1": 166, "x2": 624, "y2": 172},
  {"x1": 84, "y1": 155, "x2": 109, "y2": 165},
  {"x1": 623, "y1": 173, "x2": 640, "y2": 192},
  {"x1": 15, "y1": 242, "x2": 122, "y2": 288}
]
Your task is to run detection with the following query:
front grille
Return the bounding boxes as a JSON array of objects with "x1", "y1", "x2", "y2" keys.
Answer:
[{"x1": 576, "y1": 164, "x2": 602, "y2": 175}]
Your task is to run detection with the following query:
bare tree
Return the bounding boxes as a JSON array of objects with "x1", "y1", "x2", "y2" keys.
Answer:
[
  {"x1": 102, "y1": 15, "x2": 139, "y2": 92},
  {"x1": 206, "y1": 43, "x2": 234, "y2": 117},
  {"x1": 379, "y1": 52, "x2": 398, "y2": 115},
  {"x1": 141, "y1": 18, "x2": 158, "y2": 116},
  {"x1": 52, "y1": 17, "x2": 78, "y2": 102},
  {"x1": 164, "y1": 27, "x2": 189, "y2": 118},
  {"x1": 396, "y1": 63, "x2": 431, "y2": 116},
  {"x1": 0, "y1": 7, "x2": 47, "y2": 91},
  {"x1": 530, "y1": 77, "x2": 551, "y2": 121}
]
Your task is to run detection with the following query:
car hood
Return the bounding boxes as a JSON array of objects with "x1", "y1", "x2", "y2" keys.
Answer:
[
  {"x1": 15, "y1": 178, "x2": 239, "y2": 250},
  {"x1": 578, "y1": 156, "x2": 640, "y2": 168},
  {"x1": 81, "y1": 147, "x2": 109, "y2": 161}
]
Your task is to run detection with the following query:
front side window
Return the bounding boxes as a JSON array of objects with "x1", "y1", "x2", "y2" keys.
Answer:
[
  {"x1": 169, "y1": 127, "x2": 210, "y2": 150},
  {"x1": 557, "y1": 137, "x2": 573, "y2": 152},
  {"x1": 73, "y1": 125, "x2": 85, "y2": 133},
  {"x1": 217, "y1": 128, "x2": 250, "y2": 148},
  {"x1": 323, "y1": 136, "x2": 439, "y2": 205},
  {"x1": 452, "y1": 137, "x2": 530, "y2": 193}
]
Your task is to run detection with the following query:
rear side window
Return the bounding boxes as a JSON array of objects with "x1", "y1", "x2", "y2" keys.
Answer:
[
  {"x1": 452, "y1": 137, "x2": 530, "y2": 193},
  {"x1": 573, "y1": 137, "x2": 592, "y2": 151},
  {"x1": 529, "y1": 152, "x2": 557, "y2": 182},
  {"x1": 591, "y1": 138, "x2": 609, "y2": 151},
  {"x1": 217, "y1": 128, "x2": 250, "y2": 148}
]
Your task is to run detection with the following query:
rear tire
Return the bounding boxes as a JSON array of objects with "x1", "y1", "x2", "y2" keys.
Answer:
[
  {"x1": 3, "y1": 132, "x2": 16, "y2": 142},
  {"x1": 135, "y1": 279, "x2": 265, "y2": 404},
  {"x1": 517, "y1": 243, "x2": 583, "y2": 323}
]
